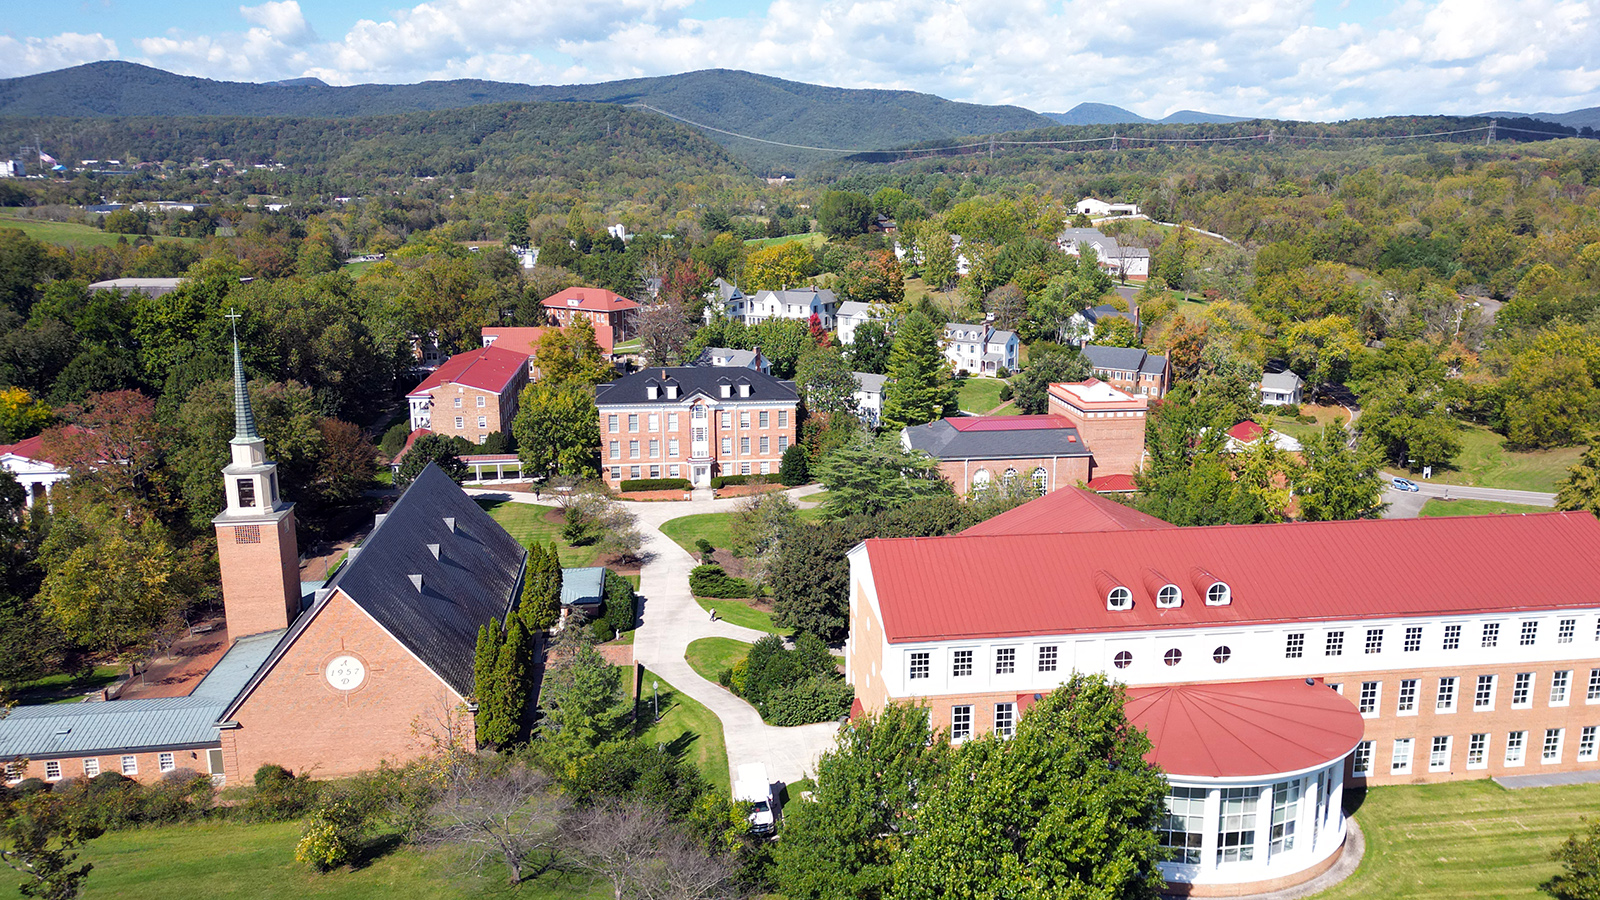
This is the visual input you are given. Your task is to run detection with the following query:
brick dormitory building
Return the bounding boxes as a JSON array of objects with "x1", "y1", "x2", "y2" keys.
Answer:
[
  {"x1": 595, "y1": 366, "x2": 798, "y2": 488},
  {"x1": 1, "y1": 339, "x2": 530, "y2": 785},
  {"x1": 846, "y1": 486, "x2": 1600, "y2": 895}
]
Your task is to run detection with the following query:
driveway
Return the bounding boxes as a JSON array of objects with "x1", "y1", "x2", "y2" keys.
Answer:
[
  {"x1": 1379, "y1": 472, "x2": 1557, "y2": 519},
  {"x1": 468, "y1": 485, "x2": 838, "y2": 788}
]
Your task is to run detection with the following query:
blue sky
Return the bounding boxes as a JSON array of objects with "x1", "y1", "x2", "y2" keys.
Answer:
[{"x1": 4, "y1": 0, "x2": 1597, "y2": 119}]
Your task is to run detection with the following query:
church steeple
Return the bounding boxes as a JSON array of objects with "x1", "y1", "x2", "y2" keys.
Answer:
[{"x1": 214, "y1": 310, "x2": 302, "y2": 639}]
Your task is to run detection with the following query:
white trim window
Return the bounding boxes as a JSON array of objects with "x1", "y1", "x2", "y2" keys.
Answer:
[
  {"x1": 1285, "y1": 632, "x2": 1305, "y2": 658},
  {"x1": 1544, "y1": 728, "x2": 1565, "y2": 763},
  {"x1": 1391, "y1": 738, "x2": 1414, "y2": 774},
  {"x1": 1506, "y1": 731, "x2": 1528, "y2": 766},
  {"x1": 1397, "y1": 679, "x2": 1419, "y2": 715},
  {"x1": 1443, "y1": 624, "x2": 1462, "y2": 650},
  {"x1": 994, "y1": 647, "x2": 1017, "y2": 675},
  {"x1": 1513, "y1": 672, "x2": 1535, "y2": 709},
  {"x1": 1404, "y1": 626, "x2": 1423, "y2": 652},
  {"x1": 159, "y1": 752, "x2": 175, "y2": 773},
  {"x1": 1588, "y1": 669, "x2": 1600, "y2": 703},
  {"x1": 1483, "y1": 622, "x2": 1501, "y2": 648},
  {"x1": 83, "y1": 758, "x2": 100, "y2": 777},
  {"x1": 1359, "y1": 681, "x2": 1381, "y2": 716},
  {"x1": 44, "y1": 760, "x2": 61, "y2": 781},
  {"x1": 1216, "y1": 787, "x2": 1259, "y2": 863},
  {"x1": 994, "y1": 702, "x2": 1016, "y2": 738},
  {"x1": 1365, "y1": 628, "x2": 1384, "y2": 654},
  {"x1": 1436, "y1": 677, "x2": 1458, "y2": 713},
  {"x1": 1476, "y1": 674, "x2": 1497, "y2": 710},
  {"x1": 1560, "y1": 618, "x2": 1577, "y2": 644},
  {"x1": 1552, "y1": 670, "x2": 1572, "y2": 706},
  {"x1": 951, "y1": 705, "x2": 973, "y2": 742},
  {"x1": 1352, "y1": 740, "x2": 1374, "y2": 776},
  {"x1": 1038, "y1": 645, "x2": 1059, "y2": 673},
  {"x1": 1521, "y1": 620, "x2": 1539, "y2": 646},
  {"x1": 908, "y1": 651, "x2": 930, "y2": 681},
  {"x1": 1160, "y1": 787, "x2": 1207, "y2": 865},
  {"x1": 952, "y1": 649, "x2": 973, "y2": 678},
  {"x1": 1429, "y1": 736, "x2": 1452, "y2": 772},
  {"x1": 1270, "y1": 780, "x2": 1301, "y2": 854},
  {"x1": 1580, "y1": 726, "x2": 1598, "y2": 762},
  {"x1": 1467, "y1": 733, "x2": 1489, "y2": 769},
  {"x1": 1325, "y1": 630, "x2": 1345, "y2": 656},
  {"x1": 121, "y1": 755, "x2": 137, "y2": 776}
]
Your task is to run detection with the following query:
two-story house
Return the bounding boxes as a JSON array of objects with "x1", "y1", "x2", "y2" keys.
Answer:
[
  {"x1": 943, "y1": 323, "x2": 1019, "y2": 375},
  {"x1": 595, "y1": 367, "x2": 799, "y2": 488},
  {"x1": 1080, "y1": 344, "x2": 1170, "y2": 398},
  {"x1": 406, "y1": 345, "x2": 529, "y2": 445},
  {"x1": 542, "y1": 287, "x2": 639, "y2": 341},
  {"x1": 743, "y1": 287, "x2": 838, "y2": 328}
]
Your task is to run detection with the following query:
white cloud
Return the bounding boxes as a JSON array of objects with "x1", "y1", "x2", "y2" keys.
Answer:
[{"x1": 7, "y1": 0, "x2": 1600, "y2": 123}]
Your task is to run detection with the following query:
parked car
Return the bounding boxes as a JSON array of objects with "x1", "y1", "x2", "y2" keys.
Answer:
[
  {"x1": 734, "y1": 763, "x2": 778, "y2": 835},
  {"x1": 1392, "y1": 478, "x2": 1420, "y2": 492}
]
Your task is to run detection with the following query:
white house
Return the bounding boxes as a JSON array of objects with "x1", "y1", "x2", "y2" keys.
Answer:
[
  {"x1": 694, "y1": 346, "x2": 772, "y2": 375},
  {"x1": 742, "y1": 287, "x2": 838, "y2": 328},
  {"x1": 1058, "y1": 228, "x2": 1150, "y2": 279},
  {"x1": 852, "y1": 372, "x2": 888, "y2": 428},
  {"x1": 943, "y1": 323, "x2": 1019, "y2": 375},
  {"x1": 1066, "y1": 305, "x2": 1139, "y2": 346},
  {"x1": 1259, "y1": 371, "x2": 1305, "y2": 406},
  {"x1": 704, "y1": 278, "x2": 749, "y2": 323},
  {"x1": 1076, "y1": 197, "x2": 1141, "y2": 218},
  {"x1": 0, "y1": 430, "x2": 77, "y2": 509},
  {"x1": 835, "y1": 301, "x2": 876, "y2": 344},
  {"x1": 607, "y1": 223, "x2": 631, "y2": 241}
]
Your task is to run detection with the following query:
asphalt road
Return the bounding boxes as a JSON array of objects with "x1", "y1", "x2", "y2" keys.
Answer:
[{"x1": 1379, "y1": 471, "x2": 1557, "y2": 519}]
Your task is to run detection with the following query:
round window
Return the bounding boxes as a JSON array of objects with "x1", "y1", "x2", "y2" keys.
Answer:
[
  {"x1": 1163, "y1": 648, "x2": 1183, "y2": 667},
  {"x1": 1113, "y1": 650, "x2": 1133, "y2": 669},
  {"x1": 1107, "y1": 587, "x2": 1132, "y2": 610},
  {"x1": 1213, "y1": 646, "x2": 1232, "y2": 663}
]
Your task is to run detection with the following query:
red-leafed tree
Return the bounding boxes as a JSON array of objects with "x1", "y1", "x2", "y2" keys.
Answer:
[{"x1": 40, "y1": 390, "x2": 169, "y2": 513}]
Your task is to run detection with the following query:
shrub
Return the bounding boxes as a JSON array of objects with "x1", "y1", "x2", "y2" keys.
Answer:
[
  {"x1": 995, "y1": 366, "x2": 1011, "y2": 378},
  {"x1": 561, "y1": 505, "x2": 597, "y2": 545},
  {"x1": 762, "y1": 676, "x2": 855, "y2": 726},
  {"x1": 1296, "y1": 414, "x2": 1317, "y2": 424},
  {"x1": 689, "y1": 564, "x2": 757, "y2": 599},
  {"x1": 619, "y1": 477, "x2": 692, "y2": 492},
  {"x1": 694, "y1": 538, "x2": 715, "y2": 563},
  {"x1": 711, "y1": 473, "x2": 784, "y2": 489},
  {"x1": 295, "y1": 799, "x2": 365, "y2": 872},
  {"x1": 603, "y1": 570, "x2": 637, "y2": 634},
  {"x1": 378, "y1": 420, "x2": 410, "y2": 459},
  {"x1": 998, "y1": 382, "x2": 1013, "y2": 401},
  {"x1": 779, "y1": 444, "x2": 810, "y2": 485},
  {"x1": 590, "y1": 620, "x2": 616, "y2": 642},
  {"x1": 241, "y1": 764, "x2": 321, "y2": 822},
  {"x1": 144, "y1": 770, "x2": 216, "y2": 823},
  {"x1": 1277, "y1": 403, "x2": 1301, "y2": 417}
]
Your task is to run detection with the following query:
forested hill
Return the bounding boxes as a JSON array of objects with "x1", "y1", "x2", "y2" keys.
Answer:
[
  {"x1": 0, "y1": 102, "x2": 748, "y2": 193},
  {"x1": 0, "y1": 62, "x2": 1055, "y2": 173}
]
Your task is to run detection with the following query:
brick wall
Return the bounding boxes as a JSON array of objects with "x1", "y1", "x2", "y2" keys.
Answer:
[
  {"x1": 1050, "y1": 403, "x2": 1147, "y2": 478},
  {"x1": 8, "y1": 746, "x2": 217, "y2": 786},
  {"x1": 222, "y1": 591, "x2": 471, "y2": 782},
  {"x1": 848, "y1": 582, "x2": 889, "y2": 713},
  {"x1": 217, "y1": 511, "x2": 300, "y2": 640},
  {"x1": 601, "y1": 402, "x2": 797, "y2": 484},
  {"x1": 427, "y1": 375, "x2": 527, "y2": 446},
  {"x1": 935, "y1": 455, "x2": 1093, "y2": 497}
]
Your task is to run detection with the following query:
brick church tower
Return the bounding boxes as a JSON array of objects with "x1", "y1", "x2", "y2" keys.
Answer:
[{"x1": 213, "y1": 334, "x2": 302, "y2": 639}]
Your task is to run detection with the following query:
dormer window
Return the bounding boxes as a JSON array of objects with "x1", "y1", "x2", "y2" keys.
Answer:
[
  {"x1": 666, "y1": 384, "x2": 679, "y2": 399},
  {"x1": 739, "y1": 383, "x2": 751, "y2": 397},
  {"x1": 720, "y1": 383, "x2": 731, "y2": 398},
  {"x1": 1156, "y1": 585, "x2": 1182, "y2": 608},
  {"x1": 646, "y1": 384, "x2": 659, "y2": 400},
  {"x1": 1107, "y1": 586, "x2": 1132, "y2": 610},
  {"x1": 1206, "y1": 582, "x2": 1232, "y2": 606}
]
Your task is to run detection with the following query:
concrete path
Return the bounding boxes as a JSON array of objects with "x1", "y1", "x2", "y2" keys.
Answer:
[
  {"x1": 1379, "y1": 471, "x2": 1557, "y2": 519},
  {"x1": 1494, "y1": 770, "x2": 1600, "y2": 789},
  {"x1": 465, "y1": 484, "x2": 839, "y2": 788}
]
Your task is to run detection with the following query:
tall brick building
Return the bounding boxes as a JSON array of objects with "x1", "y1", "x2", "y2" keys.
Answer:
[
  {"x1": 2, "y1": 341, "x2": 527, "y2": 785},
  {"x1": 406, "y1": 345, "x2": 529, "y2": 445},
  {"x1": 595, "y1": 366, "x2": 798, "y2": 488}
]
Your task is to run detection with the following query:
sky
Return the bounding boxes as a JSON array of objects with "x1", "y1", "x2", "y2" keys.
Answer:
[{"x1": 2, "y1": 0, "x2": 1597, "y2": 120}]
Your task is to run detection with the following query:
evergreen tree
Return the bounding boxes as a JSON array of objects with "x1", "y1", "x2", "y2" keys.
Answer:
[
  {"x1": 815, "y1": 435, "x2": 951, "y2": 518},
  {"x1": 519, "y1": 543, "x2": 563, "y2": 632},
  {"x1": 1557, "y1": 446, "x2": 1600, "y2": 517},
  {"x1": 779, "y1": 443, "x2": 810, "y2": 486},
  {"x1": 473, "y1": 618, "x2": 503, "y2": 702},
  {"x1": 846, "y1": 318, "x2": 894, "y2": 375},
  {"x1": 481, "y1": 618, "x2": 531, "y2": 747},
  {"x1": 880, "y1": 311, "x2": 956, "y2": 430}
]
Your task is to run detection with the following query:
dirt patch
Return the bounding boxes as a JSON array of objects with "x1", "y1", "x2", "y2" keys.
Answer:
[
  {"x1": 715, "y1": 483, "x2": 787, "y2": 499},
  {"x1": 543, "y1": 506, "x2": 565, "y2": 525},
  {"x1": 595, "y1": 641, "x2": 634, "y2": 668},
  {"x1": 706, "y1": 548, "x2": 748, "y2": 579}
]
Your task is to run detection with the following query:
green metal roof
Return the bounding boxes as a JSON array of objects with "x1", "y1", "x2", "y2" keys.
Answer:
[{"x1": 560, "y1": 567, "x2": 607, "y2": 606}]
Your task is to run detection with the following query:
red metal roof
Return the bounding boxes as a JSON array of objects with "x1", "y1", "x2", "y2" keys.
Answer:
[
  {"x1": 947, "y1": 415, "x2": 1075, "y2": 432},
  {"x1": 0, "y1": 425, "x2": 90, "y2": 465},
  {"x1": 407, "y1": 345, "x2": 528, "y2": 398},
  {"x1": 483, "y1": 324, "x2": 614, "y2": 355},
  {"x1": 1085, "y1": 474, "x2": 1137, "y2": 493},
  {"x1": 542, "y1": 286, "x2": 639, "y2": 313},
  {"x1": 1123, "y1": 679, "x2": 1364, "y2": 777},
  {"x1": 961, "y1": 487, "x2": 1172, "y2": 537},
  {"x1": 865, "y1": 512, "x2": 1600, "y2": 643},
  {"x1": 1228, "y1": 421, "x2": 1266, "y2": 442}
]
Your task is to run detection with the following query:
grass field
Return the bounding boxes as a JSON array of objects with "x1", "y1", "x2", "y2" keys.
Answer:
[
  {"x1": 957, "y1": 377, "x2": 1009, "y2": 414},
  {"x1": 476, "y1": 499, "x2": 599, "y2": 568},
  {"x1": 1420, "y1": 498, "x2": 1551, "y2": 517},
  {"x1": 0, "y1": 211, "x2": 200, "y2": 249},
  {"x1": 1390, "y1": 426, "x2": 1585, "y2": 495},
  {"x1": 10, "y1": 664, "x2": 124, "y2": 705},
  {"x1": 743, "y1": 232, "x2": 826, "y2": 250},
  {"x1": 684, "y1": 637, "x2": 754, "y2": 688},
  {"x1": 638, "y1": 668, "x2": 731, "y2": 794},
  {"x1": 659, "y1": 512, "x2": 740, "y2": 557},
  {"x1": 1317, "y1": 780, "x2": 1600, "y2": 900},
  {"x1": 695, "y1": 596, "x2": 779, "y2": 633},
  {"x1": 1266, "y1": 404, "x2": 1350, "y2": 445},
  {"x1": 74, "y1": 819, "x2": 609, "y2": 899}
]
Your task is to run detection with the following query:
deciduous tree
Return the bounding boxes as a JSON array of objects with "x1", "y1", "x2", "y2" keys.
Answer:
[
  {"x1": 1295, "y1": 424, "x2": 1386, "y2": 521},
  {"x1": 513, "y1": 381, "x2": 600, "y2": 478}
]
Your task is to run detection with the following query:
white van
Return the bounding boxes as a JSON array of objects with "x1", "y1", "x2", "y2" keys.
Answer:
[{"x1": 733, "y1": 763, "x2": 777, "y2": 835}]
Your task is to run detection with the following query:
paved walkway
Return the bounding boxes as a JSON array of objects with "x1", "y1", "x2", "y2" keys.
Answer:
[
  {"x1": 466, "y1": 484, "x2": 838, "y2": 788},
  {"x1": 1495, "y1": 770, "x2": 1600, "y2": 789}
]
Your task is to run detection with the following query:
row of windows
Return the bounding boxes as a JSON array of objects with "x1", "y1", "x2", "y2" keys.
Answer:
[
  {"x1": 950, "y1": 702, "x2": 1016, "y2": 741},
  {"x1": 1285, "y1": 618, "x2": 1589, "y2": 659},
  {"x1": 1157, "y1": 777, "x2": 1333, "y2": 867},
  {"x1": 1353, "y1": 726, "x2": 1600, "y2": 775},
  {"x1": 609, "y1": 435, "x2": 787, "y2": 460},
  {"x1": 909, "y1": 645, "x2": 1063, "y2": 680},
  {"x1": 1347, "y1": 669, "x2": 1600, "y2": 717},
  {"x1": 15, "y1": 754, "x2": 181, "y2": 782},
  {"x1": 970, "y1": 467, "x2": 1050, "y2": 494},
  {"x1": 610, "y1": 460, "x2": 778, "y2": 481},
  {"x1": 452, "y1": 416, "x2": 490, "y2": 430},
  {"x1": 449, "y1": 395, "x2": 488, "y2": 408},
  {"x1": 608, "y1": 410, "x2": 788, "y2": 433}
]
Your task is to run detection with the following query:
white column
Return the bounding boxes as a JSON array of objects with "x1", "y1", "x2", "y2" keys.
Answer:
[
  {"x1": 1252, "y1": 783, "x2": 1272, "y2": 867},
  {"x1": 1297, "y1": 774, "x2": 1317, "y2": 858},
  {"x1": 1200, "y1": 787, "x2": 1221, "y2": 873}
]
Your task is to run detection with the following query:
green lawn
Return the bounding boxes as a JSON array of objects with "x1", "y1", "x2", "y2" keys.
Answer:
[
  {"x1": 684, "y1": 637, "x2": 754, "y2": 686},
  {"x1": 743, "y1": 232, "x2": 826, "y2": 250},
  {"x1": 75, "y1": 819, "x2": 608, "y2": 899},
  {"x1": 0, "y1": 211, "x2": 200, "y2": 249},
  {"x1": 694, "y1": 595, "x2": 778, "y2": 632},
  {"x1": 1390, "y1": 425, "x2": 1585, "y2": 494},
  {"x1": 659, "y1": 512, "x2": 740, "y2": 557},
  {"x1": 10, "y1": 664, "x2": 124, "y2": 705},
  {"x1": 638, "y1": 668, "x2": 730, "y2": 795},
  {"x1": 1316, "y1": 780, "x2": 1600, "y2": 900},
  {"x1": 957, "y1": 377, "x2": 1008, "y2": 414},
  {"x1": 1420, "y1": 498, "x2": 1551, "y2": 517},
  {"x1": 476, "y1": 499, "x2": 599, "y2": 568}
]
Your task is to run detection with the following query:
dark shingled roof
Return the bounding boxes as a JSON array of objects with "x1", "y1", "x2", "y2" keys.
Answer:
[
  {"x1": 1081, "y1": 344, "x2": 1167, "y2": 376},
  {"x1": 594, "y1": 366, "x2": 798, "y2": 406},
  {"x1": 904, "y1": 417, "x2": 1092, "y2": 460},
  {"x1": 223, "y1": 464, "x2": 525, "y2": 714}
]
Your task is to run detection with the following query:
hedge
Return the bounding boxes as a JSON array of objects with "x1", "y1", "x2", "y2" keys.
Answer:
[
  {"x1": 689, "y1": 564, "x2": 757, "y2": 598},
  {"x1": 711, "y1": 473, "x2": 784, "y2": 489},
  {"x1": 619, "y1": 477, "x2": 692, "y2": 492}
]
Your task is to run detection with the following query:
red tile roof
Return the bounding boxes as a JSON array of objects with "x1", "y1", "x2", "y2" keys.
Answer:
[
  {"x1": 1085, "y1": 474, "x2": 1137, "y2": 493},
  {"x1": 407, "y1": 345, "x2": 528, "y2": 398},
  {"x1": 1228, "y1": 421, "x2": 1266, "y2": 442},
  {"x1": 947, "y1": 415, "x2": 1075, "y2": 432},
  {"x1": 542, "y1": 286, "x2": 639, "y2": 313},
  {"x1": 961, "y1": 487, "x2": 1171, "y2": 537},
  {"x1": 483, "y1": 324, "x2": 614, "y2": 355},
  {"x1": 864, "y1": 511, "x2": 1600, "y2": 643},
  {"x1": 1122, "y1": 678, "x2": 1364, "y2": 778}
]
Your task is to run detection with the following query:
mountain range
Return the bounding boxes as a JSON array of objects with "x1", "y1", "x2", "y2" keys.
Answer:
[{"x1": 0, "y1": 61, "x2": 1595, "y2": 172}]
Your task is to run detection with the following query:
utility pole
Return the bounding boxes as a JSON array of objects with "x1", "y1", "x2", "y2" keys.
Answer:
[
  {"x1": 1487, "y1": 120, "x2": 1496, "y2": 145},
  {"x1": 1111, "y1": 131, "x2": 1118, "y2": 152}
]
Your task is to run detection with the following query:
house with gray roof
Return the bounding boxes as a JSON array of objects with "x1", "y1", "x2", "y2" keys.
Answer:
[
  {"x1": 852, "y1": 372, "x2": 888, "y2": 428},
  {"x1": 1080, "y1": 344, "x2": 1170, "y2": 398},
  {"x1": 943, "y1": 323, "x2": 1019, "y2": 375},
  {"x1": 693, "y1": 346, "x2": 772, "y2": 375},
  {"x1": 835, "y1": 301, "x2": 877, "y2": 344},
  {"x1": 1067, "y1": 305, "x2": 1140, "y2": 345},
  {"x1": 1057, "y1": 227, "x2": 1151, "y2": 279},
  {"x1": 1259, "y1": 370, "x2": 1305, "y2": 406}
]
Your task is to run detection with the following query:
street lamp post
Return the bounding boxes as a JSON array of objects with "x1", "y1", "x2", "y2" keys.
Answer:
[{"x1": 653, "y1": 680, "x2": 659, "y2": 722}]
